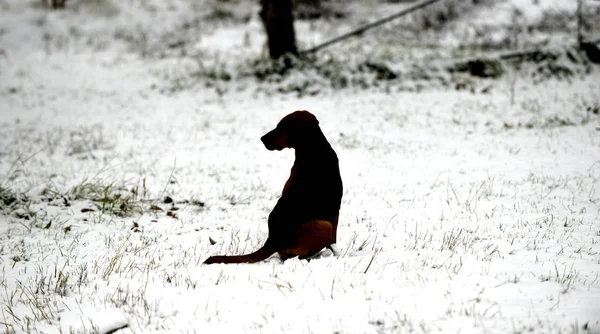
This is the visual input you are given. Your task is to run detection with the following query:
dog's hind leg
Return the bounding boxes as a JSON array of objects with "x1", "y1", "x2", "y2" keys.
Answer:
[
  {"x1": 327, "y1": 213, "x2": 341, "y2": 256},
  {"x1": 328, "y1": 244, "x2": 341, "y2": 257},
  {"x1": 278, "y1": 220, "x2": 333, "y2": 260}
]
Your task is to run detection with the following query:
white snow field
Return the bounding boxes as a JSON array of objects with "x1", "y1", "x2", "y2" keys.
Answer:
[{"x1": 1, "y1": 0, "x2": 600, "y2": 333}]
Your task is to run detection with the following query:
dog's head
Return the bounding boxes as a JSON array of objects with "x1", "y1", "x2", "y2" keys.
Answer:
[{"x1": 261, "y1": 110, "x2": 320, "y2": 151}]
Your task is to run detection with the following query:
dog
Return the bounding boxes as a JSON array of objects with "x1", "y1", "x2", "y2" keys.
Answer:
[{"x1": 204, "y1": 110, "x2": 343, "y2": 264}]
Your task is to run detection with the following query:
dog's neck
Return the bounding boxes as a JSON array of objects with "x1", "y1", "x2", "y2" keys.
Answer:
[{"x1": 293, "y1": 127, "x2": 333, "y2": 162}]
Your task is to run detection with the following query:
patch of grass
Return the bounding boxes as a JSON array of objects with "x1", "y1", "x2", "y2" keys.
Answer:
[
  {"x1": 440, "y1": 228, "x2": 477, "y2": 253},
  {"x1": 0, "y1": 186, "x2": 24, "y2": 210},
  {"x1": 68, "y1": 180, "x2": 141, "y2": 217},
  {"x1": 448, "y1": 58, "x2": 504, "y2": 78},
  {"x1": 159, "y1": 42, "x2": 597, "y2": 98},
  {"x1": 0, "y1": 186, "x2": 38, "y2": 226},
  {"x1": 405, "y1": 224, "x2": 432, "y2": 251},
  {"x1": 65, "y1": 125, "x2": 113, "y2": 159}
]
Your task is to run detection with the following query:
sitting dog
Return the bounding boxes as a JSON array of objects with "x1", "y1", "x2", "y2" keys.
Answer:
[{"x1": 204, "y1": 110, "x2": 343, "y2": 264}]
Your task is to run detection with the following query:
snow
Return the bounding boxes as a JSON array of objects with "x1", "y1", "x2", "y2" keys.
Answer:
[
  {"x1": 58, "y1": 308, "x2": 129, "y2": 334},
  {"x1": 1, "y1": 0, "x2": 600, "y2": 333}
]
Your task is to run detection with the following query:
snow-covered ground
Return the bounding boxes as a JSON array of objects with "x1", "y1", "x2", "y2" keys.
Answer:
[{"x1": 1, "y1": 0, "x2": 600, "y2": 333}]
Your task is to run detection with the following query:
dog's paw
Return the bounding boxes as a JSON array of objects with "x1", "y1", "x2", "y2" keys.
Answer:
[
  {"x1": 317, "y1": 248, "x2": 333, "y2": 258},
  {"x1": 329, "y1": 244, "x2": 341, "y2": 257},
  {"x1": 267, "y1": 256, "x2": 284, "y2": 264}
]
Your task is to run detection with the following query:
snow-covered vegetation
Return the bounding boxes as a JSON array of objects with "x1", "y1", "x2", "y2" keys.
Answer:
[{"x1": 1, "y1": 0, "x2": 599, "y2": 333}]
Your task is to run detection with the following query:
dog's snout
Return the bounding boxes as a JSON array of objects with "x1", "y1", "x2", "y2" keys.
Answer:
[
  {"x1": 261, "y1": 128, "x2": 285, "y2": 151},
  {"x1": 261, "y1": 129, "x2": 276, "y2": 150},
  {"x1": 260, "y1": 133, "x2": 269, "y2": 145}
]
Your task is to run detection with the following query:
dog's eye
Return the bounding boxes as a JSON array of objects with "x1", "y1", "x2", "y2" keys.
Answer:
[{"x1": 276, "y1": 124, "x2": 288, "y2": 133}]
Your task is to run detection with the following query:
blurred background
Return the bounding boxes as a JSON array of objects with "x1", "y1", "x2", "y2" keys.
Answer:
[{"x1": 1, "y1": 0, "x2": 599, "y2": 97}]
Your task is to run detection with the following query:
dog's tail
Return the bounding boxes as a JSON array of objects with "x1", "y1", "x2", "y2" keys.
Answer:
[{"x1": 204, "y1": 242, "x2": 277, "y2": 264}]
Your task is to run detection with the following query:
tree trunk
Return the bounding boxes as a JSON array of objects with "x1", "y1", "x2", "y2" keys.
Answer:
[{"x1": 260, "y1": 0, "x2": 298, "y2": 59}]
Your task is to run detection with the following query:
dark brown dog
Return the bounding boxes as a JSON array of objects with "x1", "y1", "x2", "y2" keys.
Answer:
[{"x1": 204, "y1": 110, "x2": 343, "y2": 264}]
